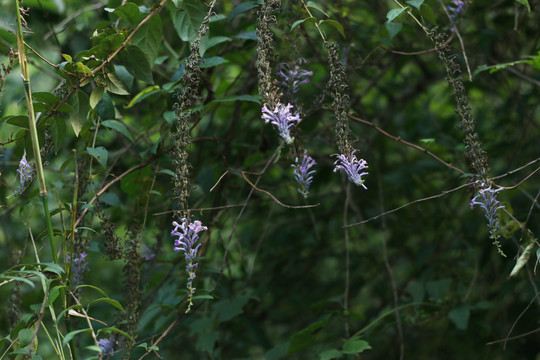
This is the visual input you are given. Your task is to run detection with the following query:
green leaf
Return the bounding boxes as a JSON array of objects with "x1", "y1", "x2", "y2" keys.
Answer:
[
  {"x1": 86, "y1": 146, "x2": 108, "y2": 169},
  {"x1": 113, "y1": 2, "x2": 142, "y2": 26},
  {"x1": 32, "y1": 92, "x2": 60, "y2": 107},
  {"x1": 1, "y1": 115, "x2": 29, "y2": 128},
  {"x1": 386, "y1": 7, "x2": 409, "y2": 23},
  {"x1": 420, "y1": 3, "x2": 436, "y2": 24},
  {"x1": 174, "y1": 0, "x2": 207, "y2": 42},
  {"x1": 118, "y1": 45, "x2": 153, "y2": 84},
  {"x1": 46, "y1": 286, "x2": 61, "y2": 306},
  {"x1": 426, "y1": 278, "x2": 452, "y2": 301},
  {"x1": 342, "y1": 337, "x2": 371, "y2": 354},
  {"x1": 199, "y1": 35, "x2": 232, "y2": 56},
  {"x1": 448, "y1": 304, "x2": 471, "y2": 330},
  {"x1": 211, "y1": 94, "x2": 262, "y2": 104},
  {"x1": 229, "y1": 1, "x2": 263, "y2": 21},
  {"x1": 132, "y1": 15, "x2": 162, "y2": 65},
  {"x1": 200, "y1": 56, "x2": 228, "y2": 68},
  {"x1": 69, "y1": 90, "x2": 89, "y2": 137},
  {"x1": 90, "y1": 87, "x2": 105, "y2": 109},
  {"x1": 106, "y1": 73, "x2": 129, "y2": 95},
  {"x1": 101, "y1": 120, "x2": 134, "y2": 142},
  {"x1": 510, "y1": 230, "x2": 536, "y2": 277},
  {"x1": 213, "y1": 295, "x2": 251, "y2": 322},
  {"x1": 96, "y1": 92, "x2": 115, "y2": 119},
  {"x1": 18, "y1": 328, "x2": 34, "y2": 347},
  {"x1": 287, "y1": 314, "x2": 331, "y2": 354},
  {"x1": 50, "y1": 116, "x2": 66, "y2": 154},
  {"x1": 88, "y1": 297, "x2": 125, "y2": 311},
  {"x1": 307, "y1": 1, "x2": 329, "y2": 17},
  {"x1": 406, "y1": 0, "x2": 424, "y2": 10},
  {"x1": 473, "y1": 60, "x2": 532, "y2": 77},
  {"x1": 125, "y1": 85, "x2": 161, "y2": 108},
  {"x1": 319, "y1": 19, "x2": 345, "y2": 38},
  {"x1": 385, "y1": 22, "x2": 403, "y2": 40},
  {"x1": 62, "y1": 329, "x2": 91, "y2": 347},
  {"x1": 319, "y1": 349, "x2": 343, "y2": 360},
  {"x1": 515, "y1": 0, "x2": 531, "y2": 12},
  {"x1": 291, "y1": 17, "x2": 316, "y2": 31}
]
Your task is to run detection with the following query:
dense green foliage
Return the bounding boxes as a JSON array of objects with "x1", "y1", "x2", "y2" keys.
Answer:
[{"x1": 1, "y1": 0, "x2": 539, "y2": 359}]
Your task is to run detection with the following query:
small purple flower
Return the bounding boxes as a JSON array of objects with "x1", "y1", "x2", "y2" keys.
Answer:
[
  {"x1": 98, "y1": 337, "x2": 116, "y2": 356},
  {"x1": 470, "y1": 186, "x2": 506, "y2": 256},
  {"x1": 333, "y1": 151, "x2": 368, "y2": 189},
  {"x1": 292, "y1": 151, "x2": 316, "y2": 198},
  {"x1": 277, "y1": 61, "x2": 313, "y2": 100},
  {"x1": 447, "y1": 0, "x2": 465, "y2": 19},
  {"x1": 11, "y1": 151, "x2": 35, "y2": 197},
  {"x1": 171, "y1": 219, "x2": 208, "y2": 312},
  {"x1": 261, "y1": 103, "x2": 301, "y2": 144},
  {"x1": 71, "y1": 252, "x2": 88, "y2": 288}
]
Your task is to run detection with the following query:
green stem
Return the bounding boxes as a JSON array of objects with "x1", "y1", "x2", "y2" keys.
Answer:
[{"x1": 15, "y1": 0, "x2": 58, "y2": 264}]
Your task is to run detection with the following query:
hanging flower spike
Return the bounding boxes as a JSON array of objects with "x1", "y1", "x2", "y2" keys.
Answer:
[
  {"x1": 333, "y1": 151, "x2": 368, "y2": 189},
  {"x1": 447, "y1": 0, "x2": 465, "y2": 19},
  {"x1": 71, "y1": 252, "x2": 88, "y2": 288},
  {"x1": 10, "y1": 151, "x2": 35, "y2": 197},
  {"x1": 277, "y1": 61, "x2": 313, "y2": 99},
  {"x1": 97, "y1": 338, "x2": 116, "y2": 357},
  {"x1": 292, "y1": 151, "x2": 316, "y2": 198},
  {"x1": 470, "y1": 186, "x2": 506, "y2": 256},
  {"x1": 261, "y1": 103, "x2": 301, "y2": 144},
  {"x1": 171, "y1": 219, "x2": 208, "y2": 312}
]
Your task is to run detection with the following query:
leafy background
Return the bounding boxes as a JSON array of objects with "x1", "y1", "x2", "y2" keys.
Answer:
[{"x1": 1, "y1": 0, "x2": 539, "y2": 359}]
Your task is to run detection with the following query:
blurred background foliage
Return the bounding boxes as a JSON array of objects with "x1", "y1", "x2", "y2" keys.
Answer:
[{"x1": 1, "y1": 0, "x2": 540, "y2": 359}]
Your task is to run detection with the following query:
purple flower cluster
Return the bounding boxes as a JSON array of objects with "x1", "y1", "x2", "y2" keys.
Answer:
[
  {"x1": 277, "y1": 61, "x2": 313, "y2": 100},
  {"x1": 447, "y1": 0, "x2": 465, "y2": 19},
  {"x1": 292, "y1": 151, "x2": 316, "y2": 198},
  {"x1": 11, "y1": 151, "x2": 34, "y2": 197},
  {"x1": 261, "y1": 103, "x2": 301, "y2": 144},
  {"x1": 97, "y1": 337, "x2": 116, "y2": 357},
  {"x1": 171, "y1": 219, "x2": 208, "y2": 312},
  {"x1": 470, "y1": 186, "x2": 505, "y2": 256},
  {"x1": 333, "y1": 151, "x2": 368, "y2": 189},
  {"x1": 70, "y1": 252, "x2": 88, "y2": 288}
]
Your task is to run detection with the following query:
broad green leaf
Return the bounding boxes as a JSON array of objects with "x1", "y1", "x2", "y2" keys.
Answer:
[
  {"x1": 62, "y1": 329, "x2": 91, "y2": 347},
  {"x1": 132, "y1": 15, "x2": 162, "y2": 65},
  {"x1": 211, "y1": 94, "x2": 262, "y2": 104},
  {"x1": 32, "y1": 92, "x2": 60, "y2": 107},
  {"x1": 307, "y1": 1, "x2": 329, "y2": 17},
  {"x1": 287, "y1": 314, "x2": 331, "y2": 354},
  {"x1": 319, "y1": 19, "x2": 345, "y2": 38},
  {"x1": 406, "y1": 0, "x2": 424, "y2": 10},
  {"x1": 342, "y1": 337, "x2": 371, "y2": 354},
  {"x1": 319, "y1": 349, "x2": 342, "y2": 360},
  {"x1": 106, "y1": 73, "x2": 129, "y2": 95},
  {"x1": 200, "y1": 56, "x2": 228, "y2": 68},
  {"x1": 420, "y1": 3, "x2": 436, "y2": 24},
  {"x1": 291, "y1": 17, "x2": 316, "y2": 31},
  {"x1": 213, "y1": 295, "x2": 251, "y2": 322},
  {"x1": 510, "y1": 230, "x2": 536, "y2": 277},
  {"x1": 118, "y1": 45, "x2": 153, "y2": 84},
  {"x1": 113, "y1": 2, "x2": 142, "y2": 26},
  {"x1": 448, "y1": 304, "x2": 471, "y2": 330},
  {"x1": 96, "y1": 327, "x2": 133, "y2": 342},
  {"x1": 125, "y1": 85, "x2": 160, "y2": 108},
  {"x1": 386, "y1": 7, "x2": 409, "y2": 23},
  {"x1": 174, "y1": 0, "x2": 206, "y2": 42},
  {"x1": 69, "y1": 90, "x2": 89, "y2": 137},
  {"x1": 101, "y1": 120, "x2": 133, "y2": 142},
  {"x1": 46, "y1": 286, "x2": 61, "y2": 307},
  {"x1": 17, "y1": 328, "x2": 34, "y2": 347},
  {"x1": 1, "y1": 115, "x2": 29, "y2": 128},
  {"x1": 385, "y1": 22, "x2": 403, "y2": 40},
  {"x1": 90, "y1": 87, "x2": 105, "y2": 109},
  {"x1": 86, "y1": 146, "x2": 108, "y2": 169},
  {"x1": 50, "y1": 116, "x2": 66, "y2": 154},
  {"x1": 229, "y1": 1, "x2": 263, "y2": 21},
  {"x1": 426, "y1": 278, "x2": 451, "y2": 301},
  {"x1": 199, "y1": 35, "x2": 232, "y2": 56},
  {"x1": 96, "y1": 92, "x2": 115, "y2": 119},
  {"x1": 516, "y1": 0, "x2": 531, "y2": 12}
]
